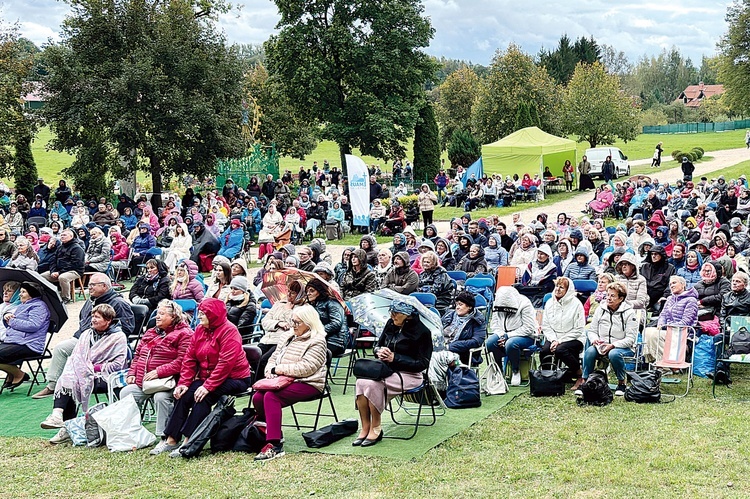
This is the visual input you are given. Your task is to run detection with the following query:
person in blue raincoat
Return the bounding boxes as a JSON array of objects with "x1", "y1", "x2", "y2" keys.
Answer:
[{"x1": 217, "y1": 219, "x2": 245, "y2": 259}]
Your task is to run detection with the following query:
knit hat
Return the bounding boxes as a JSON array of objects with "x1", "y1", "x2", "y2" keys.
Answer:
[
  {"x1": 213, "y1": 255, "x2": 231, "y2": 268},
  {"x1": 730, "y1": 217, "x2": 742, "y2": 228},
  {"x1": 305, "y1": 278, "x2": 330, "y2": 297},
  {"x1": 229, "y1": 276, "x2": 248, "y2": 292},
  {"x1": 19, "y1": 281, "x2": 42, "y2": 299},
  {"x1": 231, "y1": 219, "x2": 241, "y2": 228},
  {"x1": 313, "y1": 262, "x2": 335, "y2": 277},
  {"x1": 455, "y1": 291, "x2": 476, "y2": 309}
]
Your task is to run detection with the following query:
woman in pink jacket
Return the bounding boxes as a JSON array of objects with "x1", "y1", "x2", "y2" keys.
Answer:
[{"x1": 170, "y1": 259, "x2": 205, "y2": 303}]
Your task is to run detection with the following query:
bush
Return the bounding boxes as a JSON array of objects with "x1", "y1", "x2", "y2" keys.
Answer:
[
  {"x1": 694, "y1": 146, "x2": 705, "y2": 154},
  {"x1": 447, "y1": 129, "x2": 481, "y2": 169},
  {"x1": 691, "y1": 148, "x2": 704, "y2": 160},
  {"x1": 671, "y1": 150, "x2": 683, "y2": 161},
  {"x1": 686, "y1": 152, "x2": 698, "y2": 162},
  {"x1": 397, "y1": 194, "x2": 419, "y2": 210}
]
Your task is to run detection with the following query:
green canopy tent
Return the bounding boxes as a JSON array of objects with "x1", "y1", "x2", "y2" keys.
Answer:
[{"x1": 481, "y1": 126, "x2": 577, "y2": 180}]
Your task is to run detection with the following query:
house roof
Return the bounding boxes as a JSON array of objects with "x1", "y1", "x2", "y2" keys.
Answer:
[{"x1": 676, "y1": 83, "x2": 725, "y2": 108}]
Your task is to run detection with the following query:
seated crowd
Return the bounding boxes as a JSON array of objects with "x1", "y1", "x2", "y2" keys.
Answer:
[{"x1": 2, "y1": 169, "x2": 750, "y2": 461}]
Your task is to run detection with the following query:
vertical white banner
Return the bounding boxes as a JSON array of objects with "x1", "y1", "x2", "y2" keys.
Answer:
[{"x1": 345, "y1": 154, "x2": 370, "y2": 228}]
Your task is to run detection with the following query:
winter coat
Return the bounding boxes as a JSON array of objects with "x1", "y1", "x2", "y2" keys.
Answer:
[
  {"x1": 85, "y1": 235, "x2": 112, "y2": 272},
  {"x1": 694, "y1": 276, "x2": 731, "y2": 318},
  {"x1": 542, "y1": 277, "x2": 585, "y2": 345},
  {"x1": 217, "y1": 227, "x2": 244, "y2": 259},
  {"x1": 376, "y1": 315, "x2": 433, "y2": 374},
  {"x1": 489, "y1": 287, "x2": 537, "y2": 339},
  {"x1": 340, "y1": 248, "x2": 378, "y2": 300},
  {"x1": 129, "y1": 260, "x2": 171, "y2": 311},
  {"x1": 720, "y1": 288, "x2": 750, "y2": 333},
  {"x1": 51, "y1": 237, "x2": 85, "y2": 276},
  {"x1": 615, "y1": 252, "x2": 649, "y2": 310},
  {"x1": 563, "y1": 248, "x2": 598, "y2": 281},
  {"x1": 484, "y1": 234, "x2": 509, "y2": 270},
  {"x1": 677, "y1": 260, "x2": 703, "y2": 288},
  {"x1": 382, "y1": 251, "x2": 419, "y2": 294},
  {"x1": 312, "y1": 297, "x2": 348, "y2": 353},
  {"x1": 435, "y1": 237, "x2": 456, "y2": 271},
  {"x1": 640, "y1": 245, "x2": 676, "y2": 302},
  {"x1": 178, "y1": 298, "x2": 251, "y2": 392},
  {"x1": 458, "y1": 246, "x2": 488, "y2": 278},
  {"x1": 111, "y1": 233, "x2": 129, "y2": 261},
  {"x1": 418, "y1": 187, "x2": 438, "y2": 212},
  {"x1": 3, "y1": 297, "x2": 50, "y2": 354},
  {"x1": 127, "y1": 321, "x2": 193, "y2": 387},
  {"x1": 170, "y1": 259, "x2": 205, "y2": 302},
  {"x1": 587, "y1": 300, "x2": 639, "y2": 349},
  {"x1": 190, "y1": 224, "x2": 221, "y2": 261},
  {"x1": 658, "y1": 287, "x2": 699, "y2": 328},
  {"x1": 132, "y1": 230, "x2": 157, "y2": 255},
  {"x1": 260, "y1": 301, "x2": 294, "y2": 346},
  {"x1": 73, "y1": 288, "x2": 135, "y2": 339},
  {"x1": 418, "y1": 266, "x2": 454, "y2": 312},
  {"x1": 442, "y1": 309, "x2": 486, "y2": 365},
  {"x1": 266, "y1": 330, "x2": 328, "y2": 392},
  {"x1": 6, "y1": 252, "x2": 38, "y2": 272},
  {"x1": 360, "y1": 235, "x2": 378, "y2": 268},
  {"x1": 521, "y1": 245, "x2": 557, "y2": 288},
  {"x1": 225, "y1": 292, "x2": 258, "y2": 331},
  {"x1": 37, "y1": 242, "x2": 57, "y2": 273}
]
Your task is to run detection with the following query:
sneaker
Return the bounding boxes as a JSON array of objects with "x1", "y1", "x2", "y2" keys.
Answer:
[
  {"x1": 149, "y1": 440, "x2": 180, "y2": 456},
  {"x1": 254, "y1": 443, "x2": 285, "y2": 461},
  {"x1": 574, "y1": 388, "x2": 583, "y2": 396},
  {"x1": 40, "y1": 412, "x2": 64, "y2": 429},
  {"x1": 614, "y1": 384, "x2": 627, "y2": 396},
  {"x1": 32, "y1": 386, "x2": 55, "y2": 399},
  {"x1": 169, "y1": 448, "x2": 183, "y2": 459},
  {"x1": 49, "y1": 427, "x2": 70, "y2": 444},
  {"x1": 510, "y1": 372, "x2": 522, "y2": 387}
]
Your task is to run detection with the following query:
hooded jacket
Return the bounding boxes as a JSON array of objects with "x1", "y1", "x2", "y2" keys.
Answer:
[
  {"x1": 129, "y1": 260, "x2": 171, "y2": 310},
  {"x1": 179, "y1": 298, "x2": 251, "y2": 392},
  {"x1": 521, "y1": 244, "x2": 557, "y2": 287},
  {"x1": 434, "y1": 237, "x2": 456, "y2": 271},
  {"x1": 693, "y1": 263, "x2": 731, "y2": 318},
  {"x1": 554, "y1": 239, "x2": 574, "y2": 276},
  {"x1": 442, "y1": 309, "x2": 486, "y2": 365},
  {"x1": 640, "y1": 245, "x2": 676, "y2": 301},
  {"x1": 458, "y1": 244, "x2": 488, "y2": 278},
  {"x1": 171, "y1": 259, "x2": 206, "y2": 302},
  {"x1": 542, "y1": 276, "x2": 585, "y2": 345},
  {"x1": 564, "y1": 247, "x2": 598, "y2": 281},
  {"x1": 382, "y1": 251, "x2": 419, "y2": 294},
  {"x1": 484, "y1": 234, "x2": 509, "y2": 269},
  {"x1": 489, "y1": 287, "x2": 537, "y2": 339},
  {"x1": 225, "y1": 291, "x2": 258, "y2": 331},
  {"x1": 360, "y1": 234, "x2": 378, "y2": 268},
  {"x1": 453, "y1": 234, "x2": 473, "y2": 263},
  {"x1": 720, "y1": 287, "x2": 750, "y2": 332},
  {"x1": 85, "y1": 233, "x2": 112, "y2": 272},
  {"x1": 658, "y1": 286, "x2": 699, "y2": 328},
  {"x1": 190, "y1": 223, "x2": 221, "y2": 262},
  {"x1": 111, "y1": 232, "x2": 129, "y2": 261},
  {"x1": 418, "y1": 264, "x2": 454, "y2": 312},
  {"x1": 615, "y1": 252, "x2": 649, "y2": 310},
  {"x1": 217, "y1": 225, "x2": 244, "y2": 259},
  {"x1": 127, "y1": 320, "x2": 193, "y2": 386},
  {"x1": 132, "y1": 223, "x2": 156, "y2": 255},
  {"x1": 587, "y1": 300, "x2": 639, "y2": 349},
  {"x1": 340, "y1": 248, "x2": 378, "y2": 300},
  {"x1": 677, "y1": 251, "x2": 704, "y2": 287}
]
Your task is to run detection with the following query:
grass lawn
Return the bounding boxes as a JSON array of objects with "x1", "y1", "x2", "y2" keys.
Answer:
[{"x1": 3, "y1": 376, "x2": 750, "y2": 496}]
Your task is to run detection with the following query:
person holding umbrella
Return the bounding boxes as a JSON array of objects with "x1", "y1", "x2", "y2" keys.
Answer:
[{"x1": 0, "y1": 282, "x2": 50, "y2": 390}]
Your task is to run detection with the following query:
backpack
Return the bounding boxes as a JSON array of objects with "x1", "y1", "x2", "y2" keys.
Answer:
[
  {"x1": 481, "y1": 358, "x2": 508, "y2": 395},
  {"x1": 624, "y1": 371, "x2": 662, "y2": 403},
  {"x1": 444, "y1": 365, "x2": 482, "y2": 408},
  {"x1": 576, "y1": 370, "x2": 613, "y2": 407},
  {"x1": 728, "y1": 327, "x2": 750, "y2": 356},
  {"x1": 210, "y1": 407, "x2": 257, "y2": 453}
]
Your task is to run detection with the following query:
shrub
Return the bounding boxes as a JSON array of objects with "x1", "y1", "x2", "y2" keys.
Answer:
[
  {"x1": 397, "y1": 194, "x2": 419, "y2": 210},
  {"x1": 685, "y1": 152, "x2": 697, "y2": 162},
  {"x1": 694, "y1": 146, "x2": 705, "y2": 154},
  {"x1": 447, "y1": 129, "x2": 481, "y2": 169},
  {"x1": 691, "y1": 148, "x2": 704, "y2": 160},
  {"x1": 671, "y1": 150, "x2": 683, "y2": 161}
]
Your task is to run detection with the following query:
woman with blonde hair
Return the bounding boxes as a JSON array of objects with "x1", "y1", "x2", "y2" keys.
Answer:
[{"x1": 252, "y1": 304, "x2": 328, "y2": 461}]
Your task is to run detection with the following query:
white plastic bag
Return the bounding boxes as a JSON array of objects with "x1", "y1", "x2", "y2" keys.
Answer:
[
  {"x1": 92, "y1": 395, "x2": 157, "y2": 452},
  {"x1": 481, "y1": 358, "x2": 508, "y2": 395}
]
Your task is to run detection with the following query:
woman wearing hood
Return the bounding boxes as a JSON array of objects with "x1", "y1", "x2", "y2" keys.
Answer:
[
  {"x1": 516, "y1": 243, "x2": 557, "y2": 308},
  {"x1": 374, "y1": 248, "x2": 393, "y2": 288},
  {"x1": 587, "y1": 227, "x2": 606, "y2": 259},
  {"x1": 423, "y1": 223, "x2": 439, "y2": 245},
  {"x1": 151, "y1": 298, "x2": 251, "y2": 456},
  {"x1": 204, "y1": 212, "x2": 221, "y2": 238},
  {"x1": 643, "y1": 275, "x2": 698, "y2": 363},
  {"x1": 564, "y1": 246, "x2": 597, "y2": 281},
  {"x1": 486, "y1": 286, "x2": 538, "y2": 386},
  {"x1": 484, "y1": 234, "x2": 509, "y2": 271},
  {"x1": 458, "y1": 243, "x2": 488, "y2": 279},
  {"x1": 410, "y1": 239, "x2": 436, "y2": 274},
  {"x1": 40, "y1": 303, "x2": 126, "y2": 444},
  {"x1": 6, "y1": 205, "x2": 24, "y2": 233},
  {"x1": 453, "y1": 234, "x2": 473, "y2": 264},
  {"x1": 359, "y1": 234, "x2": 378, "y2": 268},
  {"x1": 24, "y1": 231, "x2": 40, "y2": 253},
  {"x1": 418, "y1": 183, "x2": 438, "y2": 226},
  {"x1": 677, "y1": 249, "x2": 703, "y2": 288},
  {"x1": 615, "y1": 252, "x2": 649, "y2": 312},
  {"x1": 340, "y1": 248, "x2": 378, "y2": 301},
  {"x1": 382, "y1": 251, "x2": 419, "y2": 294},
  {"x1": 434, "y1": 238, "x2": 456, "y2": 271},
  {"x1": 171, "y1": 259, "x2": 205, "y2": 302},
  {"x1": 640, "y1": 245, "x2": 676, "y2": 310},
  {"x1": 541, "y1": 277, "x2": 586, "y2": 390},
  {"x1": 710, "y1": 232, "x2": 729, "y2": 260},
  {"x1": 601, "y1": 231, "x2": 631, "y2": 263},
  {"x1": 388, "y1": 233, "x2": 407, "y2": 256},
  {"x1": 6, "y1": 236, "x2": 39, "y2": 271},
  {"x1": 70, "y1": 206, "x2": 89, "y2": 229},
  {"x1": 164, "y1": 223, "x2": 193, "y2": 272},
  {"x1": 129, "y1": 259, "x2": 172, "y2": 313},
  {"x1": 119, "y1": 206, "x2": 137, "y2": 231},
  {"x1": 509, "y1": 232, "x2": 537, "y2": 278},
  {"x1": 647, "y1": 209, "x2": 668, "y2": 234},
  {"x1": 588, "y1": 185, "x2": 614, "y2": 215},
  {"x1": 84, "y1": 227, "x2": 111, "y2": 273},
  {"x1": 554, "y1": 239, "x2": 574, "y2": 276}
]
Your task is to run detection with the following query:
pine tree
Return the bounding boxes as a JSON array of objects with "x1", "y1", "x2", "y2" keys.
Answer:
[
  {"x1": 13, "y1": 130, "x2": 38, "y2": 198},
  {"x1": 447, "y1": 129, "x2": 481, "y2": 169},
  {"x1": 413, "y1": 102, "x2": 441, "y2": 182}
]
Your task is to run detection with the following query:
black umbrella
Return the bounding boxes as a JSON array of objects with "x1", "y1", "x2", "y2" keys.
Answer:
[{"x1": 0, "y1": 268, "x2": 69, "y2": 331}]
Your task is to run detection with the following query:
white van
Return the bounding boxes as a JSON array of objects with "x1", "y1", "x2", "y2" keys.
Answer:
[{"x1": 584, "y1": 147, "x2": 630, "y2": 179}]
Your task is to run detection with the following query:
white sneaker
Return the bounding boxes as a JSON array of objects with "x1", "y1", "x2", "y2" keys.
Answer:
[
  {"x1": 149, "y1": 440, "x2": 179, "y2": 456},
  {"x1": 510, "y1": 372, "x2": 522, "y2": 386},
  {"x1": 40, "y1": 412, "x2": 64, "y2": 429},
  {"x1": 49, "y1": 427, "x2": 70, "y2": 444},
  {"x1": 169, "y1": 448, "x2": 183, "y2": 459},
  {"x1": 574, "y1": 388, "x2": 583, "y2": 396}
]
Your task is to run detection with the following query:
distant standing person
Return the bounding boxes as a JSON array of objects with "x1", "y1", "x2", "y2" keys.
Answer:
[
  {"x1": 651, "y1": 142, "x2": 663, "y2": 168},
  {"x1": 601, "y1": 155, "x2": 615, "y2": 184},
  {"x1": 562, "y1": 160, "x2": 574, "y2": 192},
  {"x1": 745, "y1": 130, "x2": 750, "y2": 149},
  {"x1": 681, "y1": 156, "x2": 695, "y2": 181},
  {"x1": 578, "y1": 155, "x2": 595, "y2": 191}
]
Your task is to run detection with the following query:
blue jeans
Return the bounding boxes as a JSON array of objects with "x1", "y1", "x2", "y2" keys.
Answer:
[
  {"x1": 486, "y1": 334, "x2": 534, "y2": 373},
  {"x1": 437, "y1": 186, "x2": 445, "y2": 203},
  {"x1": 582, "y1": 346, "x2": 634, "y2": 381}
]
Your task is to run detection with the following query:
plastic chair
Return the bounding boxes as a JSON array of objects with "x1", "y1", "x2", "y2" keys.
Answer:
[
  {"x1": 410, "y1": 292, "x2": 436, "y2": 308},
  {"x1": 447, "y1": 270, "x2": 467, "y2": 282},
  {"x1": 573, "y1": 279, "x2": 598, "y2": 294},
  {"x1": 474, "y1": 294, "x2": 489, "y2": 322},
  {"x1": 652, "y1": 325, "x2": 695, "y2": 397},
  {"x1": 474, "y1": 273, "x2": 495, "y2": 288}
]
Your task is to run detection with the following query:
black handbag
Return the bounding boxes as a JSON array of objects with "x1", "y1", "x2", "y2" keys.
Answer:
[
  {"x1": 178, "y1": 396, "x2": 236, "y2": 458},
  {"x1": 576, "y1": 370, "x2": 613, "y2": 407},
  {"x1": 302, "y1": 419, "x2": 358, "y2": 448},
  {"x1": 529, "y1": 362, "x2": 566, "y2": 397},
  {"x1": 353, "y1": 358, "x2": 394, "y2": 380},
  {"x1": 624, "y1": 371, "x2": 664, "y2": 403},
  {"x1": 444, "y1": 365, "x2": 482, "y2": 408},
  {"x1": 210, "y1": 407, "x2": 257, "y2": 453}
]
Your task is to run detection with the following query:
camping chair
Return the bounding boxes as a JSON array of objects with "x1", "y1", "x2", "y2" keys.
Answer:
[
  {"x1": 495, "y1": 266, "x2": 516, "y2": 289},
  {"x1": 652, "y1": 325, "x2": 695, "y2": 397},
  {"x1": 409, "y1": 292, "x2": 436, "y2": 308},
  {"x1": 0, "y1": 321, "x2": 57, "y2": 396},
  {"x1": 26, "y1": 216, "x2": 47, "y2": 230},
  {"x1": 173, "y1": 299, "x2": 199, "y2": 328},
  {"x1": 384, "y1": 372, "x2": 445, "y2": 440},
  {"x1": 447, "y1": 270, "x2": 467, "y2": 283},
  {"x1": 114, "y1": 248, "x2": 135, "y2": 282},
  {"x1": 288, "y1": 350, "x2": 338, "y2": 431},
  {"x1": 712, "y1": 316, "x2": 750, "y2": 399},
  {"x1": 329, "y1": 325, "x2": 360, "y2": 395},
  {"x1": 572, "y1": 279, "x2": 598, "y2": 294},
  {"x1": 129, "y1": 304, "x2": 151, "y2": 351},
  {"x1": 236, "y1": 345, "x2": 263, "y2": 402}
]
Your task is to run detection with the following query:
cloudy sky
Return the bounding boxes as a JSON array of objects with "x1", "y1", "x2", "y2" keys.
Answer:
[{"x1": 0, "y1": 0, "x2": 732, "y2": 65}]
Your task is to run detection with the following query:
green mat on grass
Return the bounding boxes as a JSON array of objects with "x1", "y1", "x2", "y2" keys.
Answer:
[{"x1": 0, "y1": 377, "x2": 523, "y2": 459}]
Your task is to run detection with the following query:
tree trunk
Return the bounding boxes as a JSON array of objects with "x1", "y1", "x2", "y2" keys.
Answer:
[
  {"x1": 339, "y1": 143, "x2": 352, "y2": 176},
  {"x1": 149, "y1": 155, "x2": 164, "y2": 210}
]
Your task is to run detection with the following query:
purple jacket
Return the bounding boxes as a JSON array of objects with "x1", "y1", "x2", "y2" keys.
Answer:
[
  {"x1": 658, "y1": 286, "x2": 698, "y2": 328},
  {"x1": 4, "y1": 297, "x2": 51, "y2": 354},
  {"x1": 171, "y1": 259, "x2": 205, "y2": 302}
]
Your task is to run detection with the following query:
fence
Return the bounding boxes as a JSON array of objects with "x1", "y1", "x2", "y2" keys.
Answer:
[
  {"x1": 643, "y1": 119, "x2": 750, "y2": 134},
  {"x1": 216, "y1": 143, "x2": 279, "y2": 189}
]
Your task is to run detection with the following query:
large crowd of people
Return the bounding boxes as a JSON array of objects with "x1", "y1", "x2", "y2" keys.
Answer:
[{"x1": 1, "y1": 166, "x2": 750, "y2": 461}]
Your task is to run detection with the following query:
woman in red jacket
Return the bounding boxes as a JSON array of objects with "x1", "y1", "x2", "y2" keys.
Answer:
[
  {"x1": 121, "y1": 300, "x2": 192, "y2": 438},
  {"x1": 110, "y1": 232, "x2": 130, "y2": 274},
  {"x1": 151, "y1": 298, "x2": 251, "y2": 456}
]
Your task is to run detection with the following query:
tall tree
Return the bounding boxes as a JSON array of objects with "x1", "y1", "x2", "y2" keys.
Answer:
[
  {"x1": 629, "y1": 48, "x2": 698, "y2": 108},
  {"x1": 447, "y1": 129, "x2": 481, "y2": 169},
  {"x1": 698, "y1": 55, "x2": 720, "y2": 85},
  {"x1": 719, "y1": 0, "x2": 750, "y2": 114},
  {"x1": 562, "y1": 62, "x2": 640, "y2": 148},
  {"x1": 412, "y1": 101, "x2": 440, "y2": 181},
  {"x1": 13, "y1": 130, "x2": 38, "y2": 197},
  {"x1": 540, "y1": 35, "x2": 600, "y2": 84},
  {"x1": 599, "y1": 44, "x2": 632, "y2": 77},
  {"x1": 265, "y1": 0, "x2": 436, "y2": 171},
  {"x1": 435, "y1": 66, "x2": 479, "y2": 149},
  {"x1": 42, "y1": 0, "x2": 245, "y2": 202},
  {"x1": 472, "y1": 44, "x2": 559, "y2": 144}
]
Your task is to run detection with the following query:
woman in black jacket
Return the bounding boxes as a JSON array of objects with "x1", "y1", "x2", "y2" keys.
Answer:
[
  {"x1": 418, "y1": 251, "x2": 455, "y2": 314},
  {"x1": 305, "y1": 279, "x2": 347, "y2": 356},
  {"x1": 353, "y1": 300, "x2": 432, "y2": 447},
  {"x1": 129, "y1": 259, "x2": 171, "y2": 313},
  {"x1": 225, "y1": 276, "x2": 258, "y2": 337}
]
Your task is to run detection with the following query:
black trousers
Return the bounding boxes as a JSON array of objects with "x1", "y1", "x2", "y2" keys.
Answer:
[
  {"x1": 163, "y1": 377, "x2": 251, "y2": 440},
  {"x1": 53, "y1": 378, "x2": 108, "y2": 421},
  {"x1": 422, "y1": 210, "x2": 433, "y2": 226},
  {"x1": 256, "y1": 343, "x2": 277, "y2": 382},
  {"x1": 540, "y1": 340, "x2": 583, "y2": 373}
]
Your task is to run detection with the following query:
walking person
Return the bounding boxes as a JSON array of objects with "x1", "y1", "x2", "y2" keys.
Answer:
[
  {"x1": 651, "y1": 142, "x2": 663, "y2": 168},
  {"x1": 563, "y1": 160, "x2": 574, "y2": 192}
]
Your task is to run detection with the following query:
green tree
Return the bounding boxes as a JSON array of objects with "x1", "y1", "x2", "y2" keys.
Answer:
[
  {"x1": 13, "y1": 129, "x2": 38, "y2": 197},
  {"x1": 435, "y1": 66, "x2": 479, "y2": 149},
  {"x1": 472, "y1": 44, "x2": 559, "y2": 144},
  {"x1": 628, "y1": 48, "x2": 698, "y2": 107},
  {"x1": 0, "y1": 23, "x2": 34, "y2": 175},
  {"x1": 244, "y1": 64, "x2": 319, "y2": 159},
  {"x1": 63, "y1": 133, "x2": 114, "y2": 201},
  {"x1": 42, "y1": 0, "x2": 245, "y2": 202},
  {"x1": 514, "y1": 100, "x2": 540, "y2": 130},
  {"x1": 447, "y1": 129, "x2": 481, "y2": 169},
  {"x1": 413, "y1": 101, "x2": 440, "y2": 181},
  {"x1": 265, "y1": 0, "x2": 437, "y2": 171},
  {"x1": 719, "y1": 1, "x2": 750, "y2": 115},
  {"x1": 562, "y1": 62, "x2": 640, "y2": 148},
  {"x1": 539, "y1": 35, "x2": 600, "y2": 85},
  {"x1": 699, "y1": 55, "x2": 720, "y2": 85}
]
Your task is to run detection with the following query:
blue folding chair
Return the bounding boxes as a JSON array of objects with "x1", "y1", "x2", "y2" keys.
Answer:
[
  {"x1": 542, "y1": 292, "x2": 553, "y2": 307},
  {"x1": 410, "y1": 292, "x2": 437, "y2": 308},
  {"x1": 605, "y1": 226, "x2": 616, "y2": 235},
  {"x1": 447, "y1": 270, "x2": 467, "y2": 282},
  {"x1": 474, "y1": 294, "x2": 490, "y2": 322},
  {"x1": 473, "y1": 273, "x2": 496, "y2": 288},
  {"x1": 573, "y1": 279, "x2": 598, "y2": 294},
  {"x1": 174, "y1": 299, "x2": 199, "y2": 328}
]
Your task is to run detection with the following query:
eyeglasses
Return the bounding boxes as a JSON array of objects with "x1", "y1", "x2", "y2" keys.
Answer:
[
  {"x1": 291, "y1": 319, "x2": 302, "y2": 326},
  {"x1": 88, "y1": 282, "x2": 106, "y2": 288}
]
